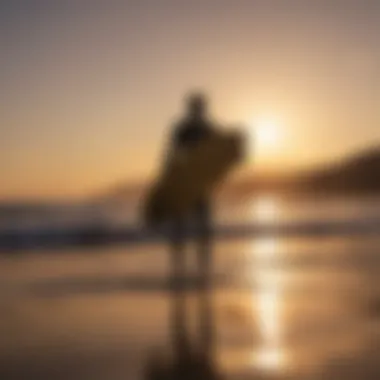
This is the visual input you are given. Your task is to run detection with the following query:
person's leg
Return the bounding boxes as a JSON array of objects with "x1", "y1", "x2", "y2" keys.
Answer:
[
  {"x1": 170, "y1": 217, "x2": 186, "y2": 288},
  {"x1": 197, "y1": 200, "x2": 212, "y2": 287},
  {"x1": 196, "y1": 201, "x2": 214, "y2": 357},
  {"x1": 169, "y1": 217, "x2": 189, "y2": 360}
]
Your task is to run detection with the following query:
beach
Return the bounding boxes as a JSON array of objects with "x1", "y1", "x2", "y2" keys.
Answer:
[{"x1": 0, "y1": 195, "x2": 379, "y2": 379}]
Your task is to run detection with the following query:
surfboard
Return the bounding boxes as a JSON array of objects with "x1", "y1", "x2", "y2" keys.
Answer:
[{"x1": 143, "y1": 128, "x2": 245, "y2": 226}]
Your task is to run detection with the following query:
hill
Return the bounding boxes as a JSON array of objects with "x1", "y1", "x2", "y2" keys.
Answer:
[
  {"x1": 296, "y1": 146, "x2": 380, "y2": 194},
  {"x1": 221, "y1": 146, "x2": 380, "y2": 198}
]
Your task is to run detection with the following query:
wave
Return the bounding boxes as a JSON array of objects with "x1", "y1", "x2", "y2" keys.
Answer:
[{"x1": 0, "y1": 216, "x2": 379, "y2": 252}]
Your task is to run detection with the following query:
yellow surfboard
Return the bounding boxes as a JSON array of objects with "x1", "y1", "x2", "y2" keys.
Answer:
[{"x1": 144, "y1": 129, "x2": 245, "y2": 226}]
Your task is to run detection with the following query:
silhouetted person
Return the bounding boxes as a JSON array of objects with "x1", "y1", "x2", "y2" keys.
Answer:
[{"x1": 166, "y1": 92, "x2": 218, "y2": 358}]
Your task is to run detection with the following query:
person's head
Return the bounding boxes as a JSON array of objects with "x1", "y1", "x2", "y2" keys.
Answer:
[{"x1": 185, "y1": 92, "x2": 208, "y2": 118}]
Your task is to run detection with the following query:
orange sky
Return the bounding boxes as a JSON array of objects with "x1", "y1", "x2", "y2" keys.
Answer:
[{"x1": 1, "y1": 1, "x2": 379, "y2": 200}]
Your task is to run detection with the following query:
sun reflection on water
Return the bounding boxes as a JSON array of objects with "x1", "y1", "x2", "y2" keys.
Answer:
[{"x1": 250, "y1": 196, "x2": 287, "y2": 372}]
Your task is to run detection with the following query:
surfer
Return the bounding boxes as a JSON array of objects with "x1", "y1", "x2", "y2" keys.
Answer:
[{"x1": 166, "y1": 92, "x2": 218, "y2": 358}]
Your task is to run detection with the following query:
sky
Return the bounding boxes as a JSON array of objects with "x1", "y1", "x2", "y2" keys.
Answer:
[{"x1": 0, "y1": 0, "x2": 379, "y2": 200}]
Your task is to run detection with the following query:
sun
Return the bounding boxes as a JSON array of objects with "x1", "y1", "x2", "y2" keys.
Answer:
[
  {"x1": 246, "y1": 117, "x2": 283, "y2": 160},
  {"x1": 255, "y1": 118, "x2": 281, "y2": 148}
]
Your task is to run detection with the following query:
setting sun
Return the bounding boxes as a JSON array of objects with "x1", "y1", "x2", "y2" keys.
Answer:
[
  {"x1": 255, "y1": 118, "x2": 282, "y2": 149},
  {"x1": 246, "y1": 117, "x2": 284, "y2": 163}
]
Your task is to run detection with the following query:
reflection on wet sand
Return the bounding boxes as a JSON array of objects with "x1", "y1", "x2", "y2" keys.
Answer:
[
  {"x1": 144, "y1": 282, "x2": 222, "y2": 380},
  {"x1": 251, "y1": 197, "x2": 287, "y2": 372},
  {"x1": 144, "y1": 222, "x2": 222, "y2": 380}
]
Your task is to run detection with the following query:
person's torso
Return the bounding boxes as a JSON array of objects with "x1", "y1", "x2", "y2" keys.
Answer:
[{"x1": 175, "y1": 118, "x2": 214, "y2": 149}]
